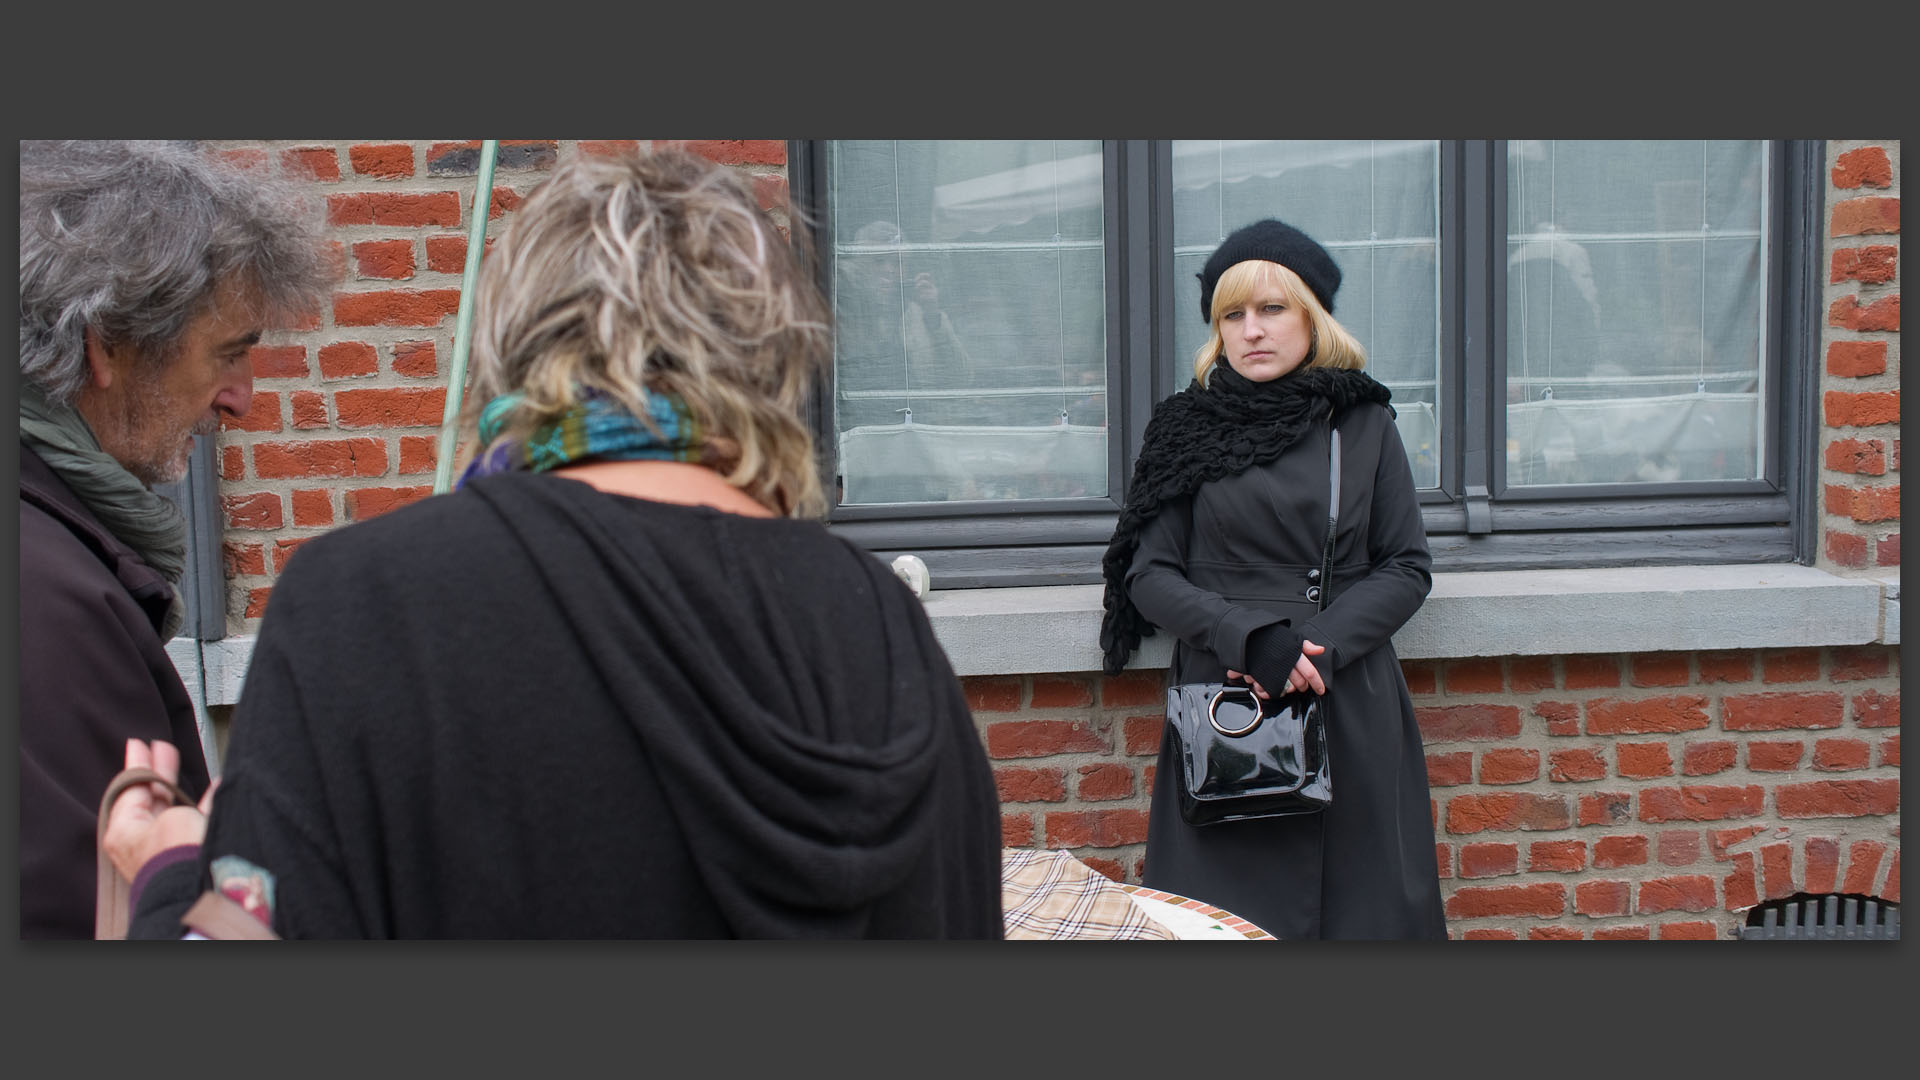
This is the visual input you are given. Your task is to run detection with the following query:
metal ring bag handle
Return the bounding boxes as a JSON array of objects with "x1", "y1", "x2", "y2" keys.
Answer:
[{"x1": 1208, "y1": 685, "x2": 1265, "y2": 737}]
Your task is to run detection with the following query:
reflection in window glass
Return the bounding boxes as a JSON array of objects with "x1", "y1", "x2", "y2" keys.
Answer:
[
  {"x1": 1505, "y1": 140, "x2": 1767, "y2": 487},
  {"x1": 1170, "y1": 140, "x2": 1442, "y2": 489},
  {"x1": 827, "y1": 141, "x2": 1108, "y2": 505}
]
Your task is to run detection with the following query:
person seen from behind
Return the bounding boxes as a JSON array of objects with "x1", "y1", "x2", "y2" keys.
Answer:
[{"x1": 105, "y1": 148, "x2": 1005, "y2": 939}]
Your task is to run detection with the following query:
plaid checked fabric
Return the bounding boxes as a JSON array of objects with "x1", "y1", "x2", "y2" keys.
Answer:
[{"x1": 999, "y1": 848, "x2": 1177, "y2": 940}]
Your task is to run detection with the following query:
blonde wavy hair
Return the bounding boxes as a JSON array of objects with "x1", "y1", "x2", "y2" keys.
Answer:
[
  {"x1": 462, "y1": 148, "x2": 831, "y2": 518},
  {"x1": 1193, "y1": 259, "x2": 1366, "y2": 385}
]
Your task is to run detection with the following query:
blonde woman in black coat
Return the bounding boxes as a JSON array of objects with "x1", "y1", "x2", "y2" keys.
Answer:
[{"x1": 1100, "y1": 219, "x2": 1445, "y2": 940}]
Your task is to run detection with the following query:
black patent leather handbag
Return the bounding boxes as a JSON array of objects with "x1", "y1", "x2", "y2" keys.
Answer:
[
  {"x1": 1166, "y1": 426, "x2": 1340, "y2": 826},
  {"x1": 1167, "y1": 681, "x2": 1332, "y2": 825}
]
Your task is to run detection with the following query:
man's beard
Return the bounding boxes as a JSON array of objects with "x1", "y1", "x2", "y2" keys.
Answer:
[{"x1": 119, "y1": 404, "x2": 220, "y2": 488}]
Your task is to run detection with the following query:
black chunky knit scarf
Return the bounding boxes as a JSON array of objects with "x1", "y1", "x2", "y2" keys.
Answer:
[{"x1": 1098, "y1": 363, "x2": 1394, "y2": 675}]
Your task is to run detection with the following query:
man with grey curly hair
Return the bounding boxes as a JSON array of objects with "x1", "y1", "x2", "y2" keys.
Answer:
[{"x1": 19, "y1": 140, "x2": 332, "y2": 938}]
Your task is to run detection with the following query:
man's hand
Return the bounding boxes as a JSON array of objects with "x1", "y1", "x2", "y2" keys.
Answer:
[{"x1": 103, "y1": 738, "x2": 215, "y2": 882}]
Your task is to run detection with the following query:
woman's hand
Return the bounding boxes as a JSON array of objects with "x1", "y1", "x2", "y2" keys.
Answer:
[
  {"x1": 103, "y1": 738, "x2": 216, "y2": 882},
  {"x1": 1228, "y1": 639, "x2": 1326, "y2": 698}
]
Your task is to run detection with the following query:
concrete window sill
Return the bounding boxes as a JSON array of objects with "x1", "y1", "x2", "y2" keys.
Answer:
[
  {"x1": 173, "y1": 563, "x2": 1899, "y2": 705},
  {"x1": 887, "y1": 563, "x2": 1895, "y2": 676}
]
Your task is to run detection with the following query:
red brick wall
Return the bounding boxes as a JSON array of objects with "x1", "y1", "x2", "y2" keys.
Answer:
[
  {"x1": 201, "y1": 139, "x2": 1897, "y2": 941},
  {"x1": 973, "y1": 141, "x2": 1904, "y2": 939},
  {"x1": 1821, "y1": 140, "x2": 1900, "y2": 570},
  {"x1": 971, "y1": 670, "x2": 1167, "y2": 883},
  {"x1": 211, "y1": 139, "x2": 792, "y2": 629},
  {"x1": 975, "y1": 644, "x2": 1900, "y2": 939}
]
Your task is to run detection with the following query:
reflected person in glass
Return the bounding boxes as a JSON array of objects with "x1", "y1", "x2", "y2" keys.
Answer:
[
  {"x1": 1099, "y1": 218, "x2": 1446, "y2": 940},
  {"x1": 845, "y1": 219, "x2": 976, "y2": 405}
]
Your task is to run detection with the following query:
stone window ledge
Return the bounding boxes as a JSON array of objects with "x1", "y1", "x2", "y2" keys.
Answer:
[
  {"x1": 173, "y1": 563, "x2": 1899, "y2": 705},
  {"x1": 919, "y1": 564, "x2": 1896, "y2": 676}
]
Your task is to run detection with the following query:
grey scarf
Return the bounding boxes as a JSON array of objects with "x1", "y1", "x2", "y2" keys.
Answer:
[{"x1": 19, "y1": 379, "x2": 189, "y2": 640}]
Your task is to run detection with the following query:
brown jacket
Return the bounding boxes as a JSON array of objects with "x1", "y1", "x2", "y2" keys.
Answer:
[{"x1": 18, "y1": 441, "x2": 209, "y2": 939}]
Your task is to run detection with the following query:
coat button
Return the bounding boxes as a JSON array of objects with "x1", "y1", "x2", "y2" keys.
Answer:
[
  {"x1": 1305, "y1": 585, "x2": 1321, "y2": 603},
  {"x1": 1306, "y1": 568, "x2": 1321, "y2": 581}
]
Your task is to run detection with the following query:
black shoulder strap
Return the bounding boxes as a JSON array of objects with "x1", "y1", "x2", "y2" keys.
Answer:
[{"x1": 1316, "y1": 421, "x2": 1340, "y2": 613}]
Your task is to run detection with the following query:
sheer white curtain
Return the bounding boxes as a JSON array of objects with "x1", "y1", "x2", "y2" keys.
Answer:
[
  {"x1": 1170, "y1": 140, "x2": 1443, "y2": 489},
  {"x1": 827, "y1": 141, "x2": 1765, "y2": 504},
  {"x1": 828, "y1": 141, "x2": 1108, "y2": 505},
  {"x1": 1505, "y1": 140, "x2": 1767, "y2": 486}
]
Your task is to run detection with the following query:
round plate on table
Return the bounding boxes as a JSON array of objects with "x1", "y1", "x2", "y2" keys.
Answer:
[{"x1": 1118, "y1": 885, "x2": 1277, "y2": 940}]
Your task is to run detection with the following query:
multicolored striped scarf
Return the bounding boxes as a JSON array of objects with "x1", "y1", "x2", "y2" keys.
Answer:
[{"x1": 457, "y1": 386, "x2": 704, "y2": 489}]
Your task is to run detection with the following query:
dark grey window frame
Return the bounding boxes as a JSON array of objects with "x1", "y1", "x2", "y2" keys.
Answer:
[
  {"x1": 789, "y1": 139, "x2": 1824, "y2": 588},
  {"x1": 153, "y1": 433, "x2": 227, "y2": 640}
]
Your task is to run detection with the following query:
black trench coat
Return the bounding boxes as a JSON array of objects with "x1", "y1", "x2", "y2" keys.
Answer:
[{"x1": 1125, "y1": 400, "x2": 1446, "y2": 940}]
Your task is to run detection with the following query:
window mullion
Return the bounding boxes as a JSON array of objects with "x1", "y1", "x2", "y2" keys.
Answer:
[
  {"x1": 786, "y1": 139, "x2": 836, "y2": 499},
  {"x1": 1461, "y1": 140, "x2": 1499, "y2": 531},
  {"x1": 1112, "y1": 139, "x2": 1155, "y2": 501},
  {"x1": 1783, "y1": 139, "x2": 1824, "y2": 564}
]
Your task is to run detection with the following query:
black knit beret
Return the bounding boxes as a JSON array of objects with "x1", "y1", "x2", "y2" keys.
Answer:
[{"x1": 1197, "y1": 218, "x2": 1341, "y2": 323}]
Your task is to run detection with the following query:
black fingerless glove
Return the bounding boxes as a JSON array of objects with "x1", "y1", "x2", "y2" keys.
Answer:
[{"x1": 1243, "y1": 621, "x2": 1304, "y2": 696}]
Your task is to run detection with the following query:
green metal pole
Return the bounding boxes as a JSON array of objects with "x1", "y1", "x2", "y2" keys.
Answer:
[{"x1": 432, "y1": 139, "x2": 499, "y2": 494}]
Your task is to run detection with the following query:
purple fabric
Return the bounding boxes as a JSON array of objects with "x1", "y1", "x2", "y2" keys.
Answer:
[
  {"x1": 18, "y1": 444, "x2": 210, "y2": 939},
  {"x1": 129, "y1": 845, "x2": 201, "y2": 908}
]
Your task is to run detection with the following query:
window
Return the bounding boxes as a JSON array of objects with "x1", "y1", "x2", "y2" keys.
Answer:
[
  {"x1": 1168, "y1": 140, "x2": 1442, "y2": 489},
  {"x1": 790, "y1": 140, "x2": 1821, "y2": 587},
  {"x1": 154, "y1": 435, "x2": 227, "y2": 640},
  {"x1": 826, "y1": 140, "x2": 1112, "y2": 506},
  {"x1": 1504, "y1": 141, "x2": 1770, "y2": 489}
]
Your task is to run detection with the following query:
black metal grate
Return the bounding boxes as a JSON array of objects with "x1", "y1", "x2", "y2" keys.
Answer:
[{"x1": 1740, "y1": 893, "x2": 1900, "y2": 940}]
